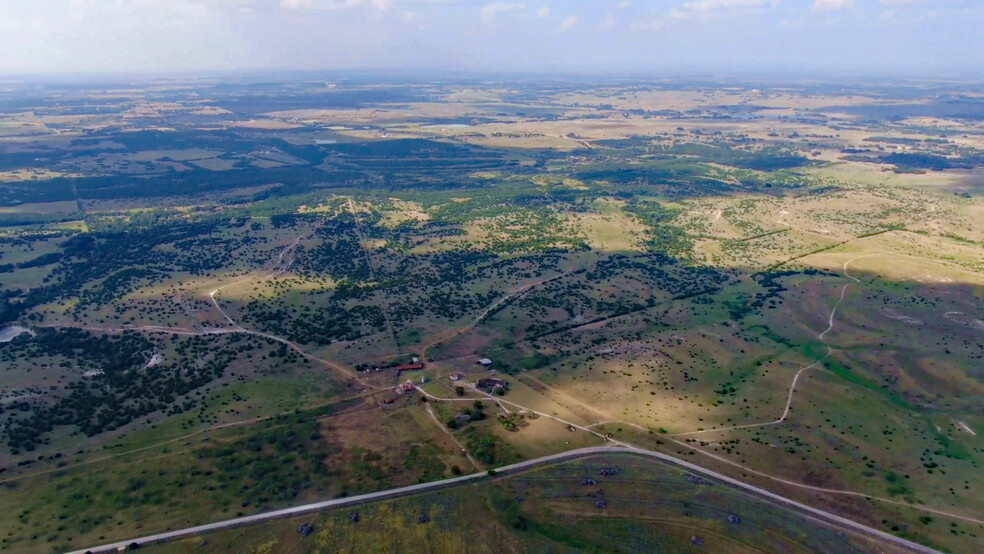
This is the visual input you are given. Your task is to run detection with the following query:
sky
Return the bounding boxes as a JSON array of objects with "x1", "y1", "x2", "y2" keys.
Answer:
[{"x1": 0, "y1": 0, "x2": 981, "y2": 76}]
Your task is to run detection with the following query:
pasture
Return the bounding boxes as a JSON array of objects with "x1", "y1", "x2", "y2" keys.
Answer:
[{"x1": 1, "y1": 76, "x2": 982, "y2": 552}]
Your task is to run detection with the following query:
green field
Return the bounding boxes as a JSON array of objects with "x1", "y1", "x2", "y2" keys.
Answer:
[
  {"x1": 1, "y1": 77, "x2": 983, "y2": 553},
  {"x1": 149, "y1": 453, "x2": 903, "y2": 554}
]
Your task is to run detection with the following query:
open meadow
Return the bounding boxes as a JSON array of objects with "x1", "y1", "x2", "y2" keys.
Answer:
[
  {"x1": 149, "y1": 452, "x2": 910, "y2": 554},
  {"x1": 1, "y1": 77, "x2": 982, "y2": 553}
]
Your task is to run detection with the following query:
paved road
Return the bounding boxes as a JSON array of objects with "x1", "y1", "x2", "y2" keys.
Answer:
[{"x1": 70, "y1": 445, "x2": 940, "y2": 554}]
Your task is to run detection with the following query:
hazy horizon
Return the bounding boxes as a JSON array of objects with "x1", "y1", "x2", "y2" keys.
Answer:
[{"x1": 1, "y1": 0, "x2": 981, "y2": 77}]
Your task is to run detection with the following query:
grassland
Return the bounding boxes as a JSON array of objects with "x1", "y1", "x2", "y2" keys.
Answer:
[
  {"x1": 1, "y1": 77, "x2": 983, "y2": 552},
  {"x1": 146, "y1": 452, "x2": 910, "y2": 554}
]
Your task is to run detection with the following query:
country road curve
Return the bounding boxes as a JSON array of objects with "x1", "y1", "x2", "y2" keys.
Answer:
[{"x1": 69, "y1": 445, "x2": 941, "y2": 554}]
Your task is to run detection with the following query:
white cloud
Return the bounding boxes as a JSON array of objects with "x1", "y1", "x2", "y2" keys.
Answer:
[
  {"x1": 656, "y1": 0, "x2": 783, "y2": 23},
  {"x1": 631, "y1": 17, "x2": 665, "y2": 30},
  {"x1": 602, "y1": 12, "x2": 615, "y2": 28},
  {"x1": 560, "y1": 13, "x2": 578, "y2": 30},
  {"x1": 537, "y1": 5, "x2": 549, "y2": 17},
  {"x1": 631, "y1": 0, "x2": 781, "y2": 31},
  {"x1": 280, "y1": 0, "x2": 395, "y2": 10},
  {"x1": 682, "y1": 0, "x2": 782, "y2": 12},
  {"x1": 877, "y1": 0, "x2": 950, "y2": 24},
  {"x1": 812, "y1": 0, "x2": 853, "y2": 11},
  {"x1": 480, "y1": 2, "x2": 525, "y2": 23},
  {"x1": 617, "y1": 0, "x2": 631, "y2": 8}
]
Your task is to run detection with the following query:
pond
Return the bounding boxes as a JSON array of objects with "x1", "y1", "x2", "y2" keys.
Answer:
[{"x1": 0, "y1": 325, "x2": 34, "y2": 343}]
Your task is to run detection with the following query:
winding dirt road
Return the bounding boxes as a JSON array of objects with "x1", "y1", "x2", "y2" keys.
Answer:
[
  {"x1": 415, "y1": 383, "x2": 984, "y2": 529},
  {"x1": 672, "y1": 253, "x2": 876, "y2": 437},
  {"x1": 420, "y1": 267, "x2": 575, "y2": 362},
  {"x1": 27, "y1": 215, "x2": 982, "y2": 553}
]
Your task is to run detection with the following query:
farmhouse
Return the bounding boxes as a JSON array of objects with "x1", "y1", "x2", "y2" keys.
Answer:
[
  {"x1": 396, "y1": 362, "x2": 424, "y2": 372},
  {"x1": 476, "y1": 377, "x2": 505, "y2": 390}
]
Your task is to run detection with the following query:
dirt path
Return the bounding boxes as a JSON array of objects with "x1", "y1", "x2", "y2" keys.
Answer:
[
  {"x1": 206, "y1": 227, "x2": 311, "y2": 326},
  {"x1": 46, "y1": 217, "x2": 374, "y2": 384},
  {"x1": 47, "y1": 321, "x2": 371, "y2": 384},
  {"x1": 199, "y1": 218, "x2": 375, "y2": 381},
  {"x1": 19, "y1": 214, "x2": 389, "y2": 479},
  {"x1": 541, "y1": 133, "x2": 593, "y2": 149},
  {"x1": 666, "y1": 435, "x2": 984, "y2": 526},
  {"x1": 416, "y1": 384, "x2": 984, "y2": 529},
  {"x1": 346, "y1": 198, "x2": 401, "y2": 353},
  {"x1": 419, "y1": 267, "x2": 575, "y2": 362},
  {"x1": 518, "y1": 373, "x2": 614, "y2": 421},
  {"x1": 0, "y1": 392, "x2": 378, "y2": 485},
  {"x1": 672, "y1": 253, "x2": 878, "y2": 437},
  {"x1": 424, "y1": 403, "x2": 481, "y2": 470},
  {"x1": 25, "y1": 202, "x2": 984, "y2": 543}
]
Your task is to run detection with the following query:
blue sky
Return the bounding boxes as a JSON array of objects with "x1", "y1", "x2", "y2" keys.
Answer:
[{"x1": 0, "y1": 0, "x2": 980, "y2": 75}]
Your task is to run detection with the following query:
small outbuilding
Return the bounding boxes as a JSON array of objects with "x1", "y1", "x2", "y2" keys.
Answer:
[{"x1": 477, "y1": 358, "x2": 493, "y2": 367}]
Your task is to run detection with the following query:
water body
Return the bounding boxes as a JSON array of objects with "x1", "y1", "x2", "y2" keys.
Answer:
[{"x1": 0, "y1": 325, "x2": 34, "y2": 343}]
